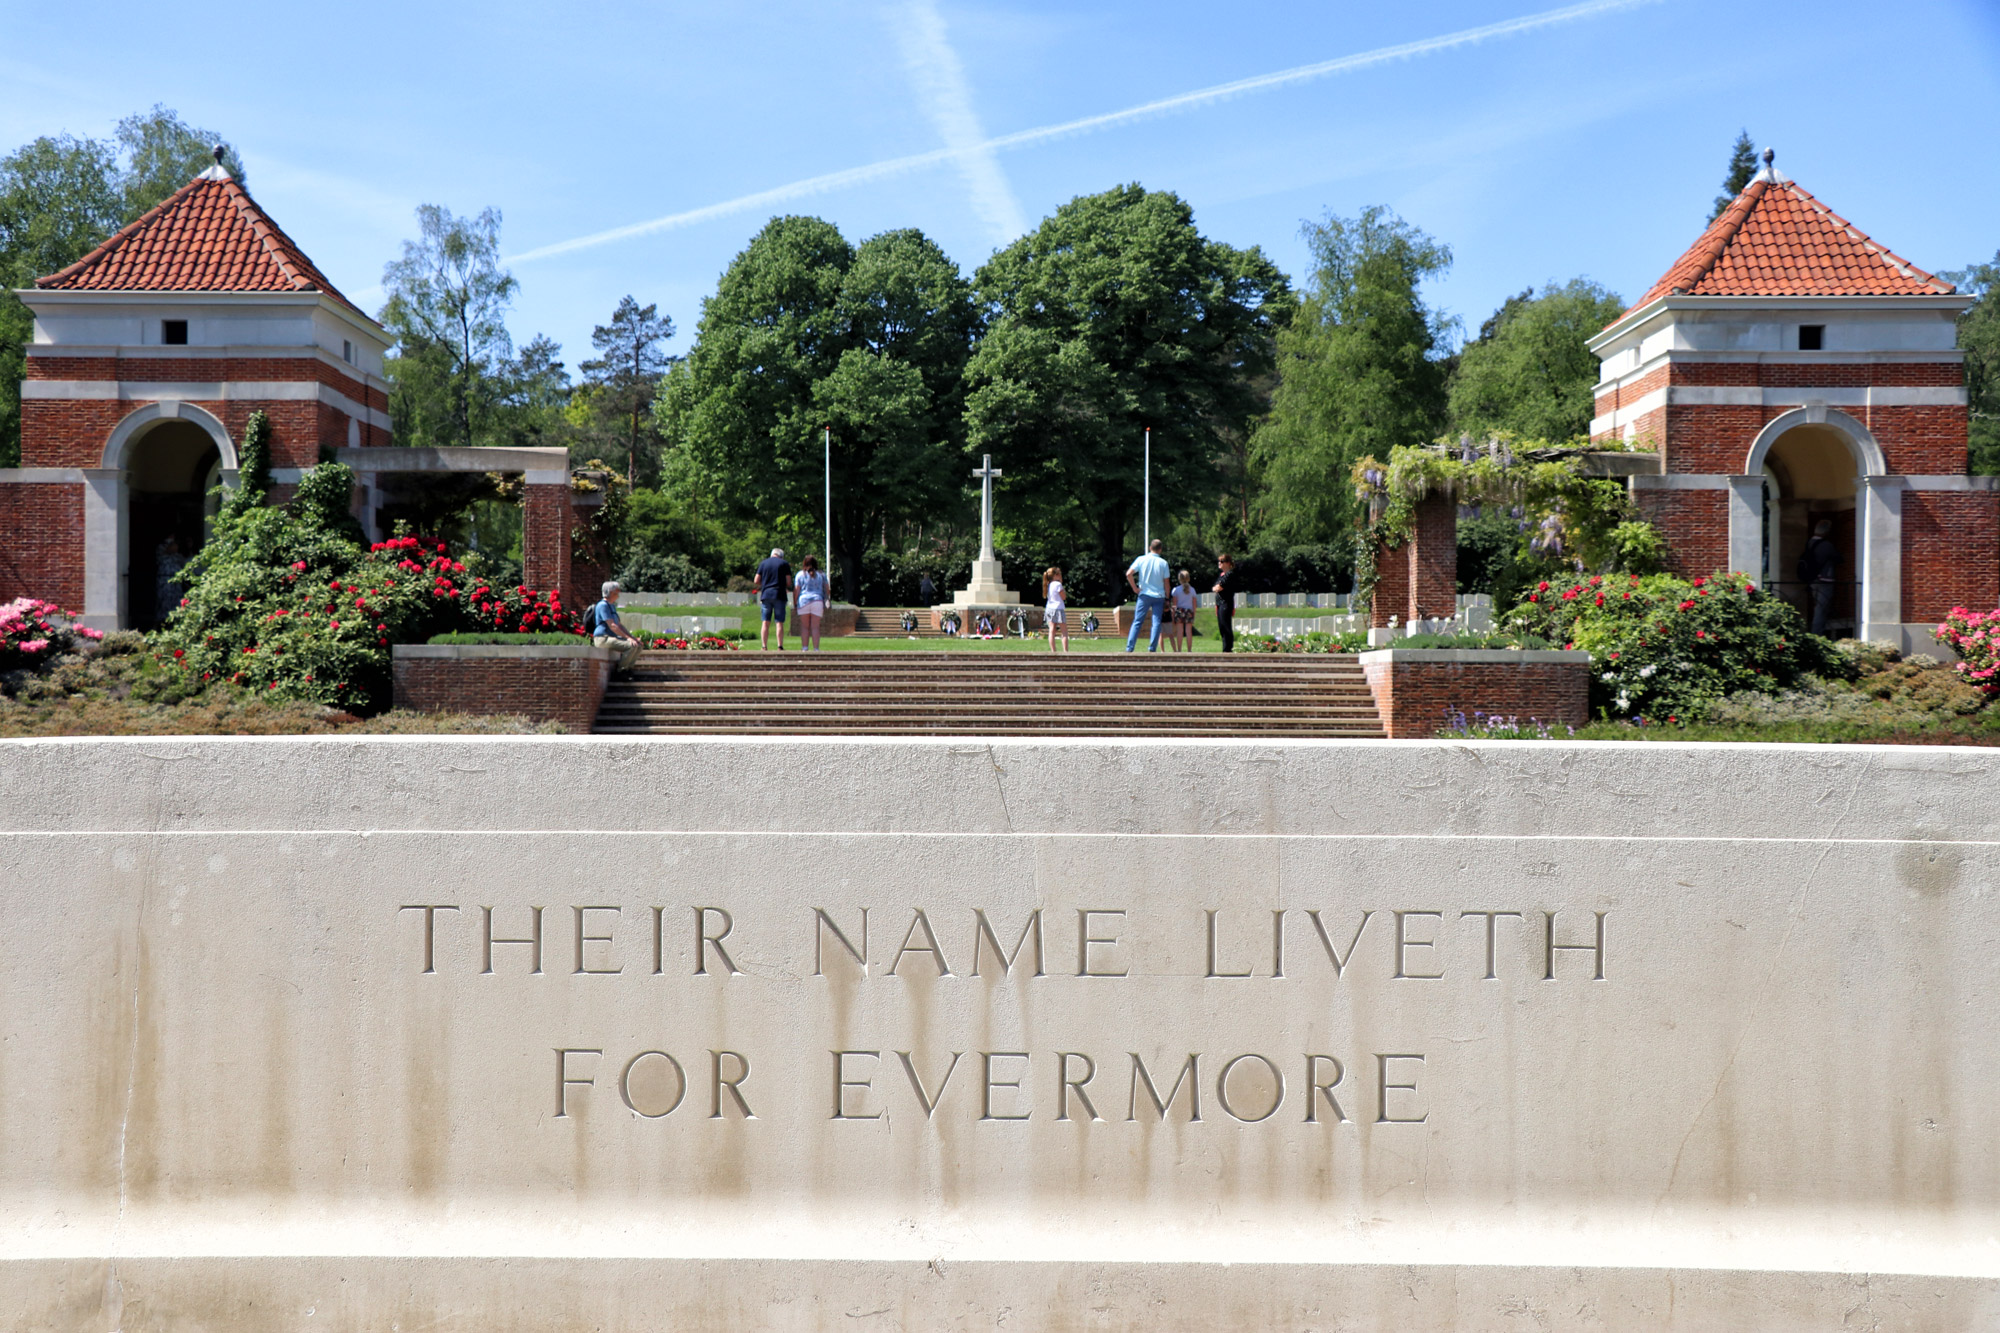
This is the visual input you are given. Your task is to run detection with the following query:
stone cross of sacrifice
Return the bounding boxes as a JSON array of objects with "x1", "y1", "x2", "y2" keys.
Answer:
[{"x1": 973, "y1": 454, "x2": 1002, "y2": 560}]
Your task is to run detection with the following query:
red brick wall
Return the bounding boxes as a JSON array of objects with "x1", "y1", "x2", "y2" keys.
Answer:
[
  {"x1": 523, "y1": 484, "x2": 573, "y2": 601},
  {"x1": 1634, "y1": 488, "x2": 1729, "y2": 577},
  {"x1": 1361, "y1": 655, "x2": 1591, "y2": 739},
  {"x1": 23, "y1": 397, "x2": 356, "y2": 469},
  {"x1": 26, "y1": 353, "x2": 387, "y2": 412},
  {"x1": 392, "y1": 651, "x2": 613, "y2": 733},
  {"x1": 0, "y1": 482, "x2": 85, "y2": 609},
  {"x1": 1904, "y1": 490, "x2": 2000, "y2": 620}
]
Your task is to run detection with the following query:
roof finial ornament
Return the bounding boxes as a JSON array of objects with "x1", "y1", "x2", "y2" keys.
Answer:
[
  {"x1": 1762, "y1": 147, "x2": 1774, "y2": 168},
  {"x1": 212, "y1": 143, "x2": 226, "y2": 166}
]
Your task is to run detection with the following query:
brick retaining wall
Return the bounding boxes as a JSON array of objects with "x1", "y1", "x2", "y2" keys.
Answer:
[
  {"x1": 392, "y1": 644, "x2": 620, "y2": 733},
  {"x1": 1359, "y1": 649, "x2": 1592, "y2": 739}
]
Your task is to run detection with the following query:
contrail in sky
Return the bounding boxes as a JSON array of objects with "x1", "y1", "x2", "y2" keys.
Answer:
[
  {"x1": 507, "y1": 0, "x2": 1659, "y2": 264},
  {"x1": 894, "y1": 0, "x2": 1027, "y2": 246}
]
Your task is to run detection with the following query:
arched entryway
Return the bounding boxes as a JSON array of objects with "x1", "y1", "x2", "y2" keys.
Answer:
[
  {"x1": 1735, "y1": 406, "x2": 1889, "y2": 641},
  {"x1": 100, "y1": 402, "x2": 236, "y2": 628}
]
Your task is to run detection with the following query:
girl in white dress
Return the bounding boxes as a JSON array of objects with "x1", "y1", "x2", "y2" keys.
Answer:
[
  {"x1": 1169, "y1": 569, "x2": 1198, "y2": 652},
  {"x1": 1042, "y1": 566, "x2": 1068, "y2": 653}
]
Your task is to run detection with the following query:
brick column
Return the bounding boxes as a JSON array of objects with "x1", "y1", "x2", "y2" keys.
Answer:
[
  {"x1": 522, "y1": 482, "x2": 572, "y2": 600},
  {"x1": 1408, "y1": 493, "x2": 1458, "y2": 623},
  {"x1": 1370, "y1": 535, "x2": 1409, "y2": 629}
]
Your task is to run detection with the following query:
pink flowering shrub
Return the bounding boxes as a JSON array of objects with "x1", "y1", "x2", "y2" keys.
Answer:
[
  {"x1": 1935, "y1": 608, "x2": 2000, "y2": 695},
  {"x1": 0, "y1": 597, "x2": 105, "y2": 672}
]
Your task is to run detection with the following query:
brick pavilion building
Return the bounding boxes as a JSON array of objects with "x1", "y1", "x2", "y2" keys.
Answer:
[
  {"x1": 0, "y1": 153, "x2": 575, "y2": 630},
  {"x1": 1588, "y1": 150, "x2": 1998, "y2": 651}
]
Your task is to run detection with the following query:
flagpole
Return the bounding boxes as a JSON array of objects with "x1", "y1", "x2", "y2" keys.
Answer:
[
  {"x1": 823, "y1": 425, "x2": 832, "y2": 583},
  {"x1": 1143, "y1": 426, "x2": 1151, "y2": 547}
]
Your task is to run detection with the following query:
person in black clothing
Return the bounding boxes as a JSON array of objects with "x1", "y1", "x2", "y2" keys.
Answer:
[
  {"x1": 919, "y1": 573, "x2": 936, "y2": 606},
  {"x1": 1212, "y1": 553, "x2": 1240, "y2": 653},
  {"x1": 1799, "y1": 519, "x2": 1838, "y2": 635}
]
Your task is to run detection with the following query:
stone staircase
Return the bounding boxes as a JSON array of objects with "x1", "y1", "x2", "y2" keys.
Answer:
[{"x1": 592, "y1": 652, "x2": 1385, "y2": 737}]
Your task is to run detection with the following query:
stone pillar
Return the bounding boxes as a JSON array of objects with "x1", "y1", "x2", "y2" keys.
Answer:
[
  {"x1": 522, "y1": 477, "x2": 572, "y2": 605},
  {"x1": 82, "y1": 468, "x2": 124, "y2": 630},
  {"x1": 1726, "y1": 475, "x2": 1765, "y2": 579},
  {"x1": 1859, "y1": 474, "x2": 1904, "y2": 646}
]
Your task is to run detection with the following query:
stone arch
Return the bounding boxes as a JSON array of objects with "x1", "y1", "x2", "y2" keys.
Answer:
[
  {"x1": 102, "y1": 400, "x2": 237, "y2": 472},
  {"x1": 1743, "y1": 406, "x2": 1886, "y2": 479}
]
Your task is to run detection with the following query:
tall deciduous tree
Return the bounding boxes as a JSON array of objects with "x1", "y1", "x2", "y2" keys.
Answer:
[
  {"x1": 964, "y1": 185, "x2": 1290, "y2": 583},
  {"x1": 579, "y1": 296, "x2": 674, "y2": 485},
  {"x1": 379, "y1": 205, "x2": 519, "y2": 450},
  {"x1": 0, "y1": 134, "x2": 122, "y2": 466},
  {"x1": 115, "y1": 105, "x2": 247, "y2": 217},
  {"x1": 1952, "y1": 253, "x2": 2000, "y2": 475},
  {"x1": 657, "y1": 216, "x2": 976, "y2": 600},
  {"x1": 1253, "y1": 206, "x2": 1451, "y2": 543},
  {"x1": 1710, "y1": 130, "x2": 1757, "y2": 221},
  {"x1": 1448, "y1": 279, "x2": 1626, "y2": 442}
]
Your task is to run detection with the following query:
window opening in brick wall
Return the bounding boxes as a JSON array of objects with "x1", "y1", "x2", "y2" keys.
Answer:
[
  {"x1": 1798, "y1": 324, "x2": 1824, "y2": 351},
  {"x1": 162, "y1": 319, "x2": 188, "y2": 345},
  {"x1": 343, "y1": 339, "x2": 355, "y2": 364}
]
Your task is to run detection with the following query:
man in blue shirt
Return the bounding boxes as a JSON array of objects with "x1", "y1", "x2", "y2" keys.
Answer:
[
  {"x1": 1124, "y1": 538, "x2": 1171, "y2": 652},
  {"x1": 753, "y1": 548, "x2": 793, "y2": 650},
  {"x1": 588, "y1": 580, "x2": 643, "y2": 673}
]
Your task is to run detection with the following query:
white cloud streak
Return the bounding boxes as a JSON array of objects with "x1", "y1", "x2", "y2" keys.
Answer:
[
  {"x1": 507, "y1": 0, "x2": 1660, "y2": 264},
  {"x1": 893, "y1": 0, "x2": 1027, "y2": 246}
]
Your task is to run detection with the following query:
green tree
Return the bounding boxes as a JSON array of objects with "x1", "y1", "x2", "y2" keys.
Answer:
[
  {"x1": 1448, "y1": 279, "x2": 1626, "y2": 442},
  {"x1": 658, "y1": 216, "x2": 976, "y2": 600},
  {"x1": 964, "y1": 185, "x2": 1290, "y2": 584},
  {"x1": 115, "y1": 104, "x2": 247, "y2": 217},
  {"x1": 1253, "y1": 206, "x2": 1451, "y2": 543},
  {"x1": 1710, "y1": 130, "x2": 1757, "y2": 222},
  {"x1": 0, "y1": 134, "x2": 122, "y2": 466},
  {"x1": 379, "y1": 205, "x2": 519, "y2": 450},
  {"x1": 579, "y1": 296, "x2": 674, "y2": 485},
  {"x1": 1952, "y1": 253, "x2": 2000, "y2": 475}
]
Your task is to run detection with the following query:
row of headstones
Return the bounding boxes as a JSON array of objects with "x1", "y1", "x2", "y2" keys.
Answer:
[
  {"x1": 1235, "y1": 595, "x2": 1494, "y2": 640},
  {"x1": 621, "y1": 590, "x2": 1366, "y2": 611}
]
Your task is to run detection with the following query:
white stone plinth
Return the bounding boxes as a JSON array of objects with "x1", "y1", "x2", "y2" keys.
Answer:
[
  {"x1": 951, "y1": 556, "x2": 1020, "y2": 607},
  {"x1": 4, "y1": 738, "x2": 2000, "y2": 1326}
]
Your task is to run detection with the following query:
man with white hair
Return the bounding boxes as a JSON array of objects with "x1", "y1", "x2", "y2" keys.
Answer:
[
  {"x1": 587, "y1": 581, "x2": 644, "y2": 673},
  {"x1": 753, "y1": 547, "x2": 793, "y2": 650}
]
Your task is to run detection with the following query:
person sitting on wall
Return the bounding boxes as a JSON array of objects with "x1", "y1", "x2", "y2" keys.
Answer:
[{"x1": 587, "y1": 581, "x2": 644, "y2": 673}]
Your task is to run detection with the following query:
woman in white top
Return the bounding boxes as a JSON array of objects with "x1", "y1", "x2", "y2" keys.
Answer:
[
  {"x1": 794, "y1": 555, "x2": 829, "y2": 651},
  {"x1": 1169, "y1": 570, "x2": 1198, "y2": 652},
  {"x1": 1042, "y1": 566, "x2": 1068, "y2": 653}
]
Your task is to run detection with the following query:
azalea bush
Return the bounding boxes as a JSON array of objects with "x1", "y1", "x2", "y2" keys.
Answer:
[
  {"x1": 1505, "y1": 570, "x2": 1849, "y2": 721},
  {"x1": 1935, "y1": 607, "x2": 2000, "y2": 695},
  {"x1": 154, "y1": 412, "x2": 578, "y2": 713},
  {"x1": 0, "y1": 597, "x2": 103, "y2": 673}
]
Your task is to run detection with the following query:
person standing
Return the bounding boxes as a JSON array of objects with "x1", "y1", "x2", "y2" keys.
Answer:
[
  {"x1": 1212, "y1": 553, "x2": 1239, "y2": 653},
  {"x1": 1169, "y1": 570, "x2": 1198, "y2": 652},
  {"x1": 754, "y1": 547, "x2": 793, "y2": 650},
  {"x1": 794, "y1": 555, "x2": 829, "y2": 651},
  {"x1": 1124, "y1": 538, "x2": 1171, "y2": 652},
  {"x1": 918, "y1": 573, "x2": 936, "y2": 607},
  {"x1": 154, "y1": 534, "x2": 188, "y2": 625},
  {"x1": 1800, "y1": 519, "x2": 1839, "y2": 635},
  {"x1": 588, "y1": 580, "x2": 644, "y2": 673},
  {"x1": 1043, "y1": 566, "x2": 1069, "y2": 653}
]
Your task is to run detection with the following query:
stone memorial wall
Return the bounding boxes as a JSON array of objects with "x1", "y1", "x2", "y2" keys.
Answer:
[{"x1": 2, "y1": 737, "x2": 1997, "y2": 1329}]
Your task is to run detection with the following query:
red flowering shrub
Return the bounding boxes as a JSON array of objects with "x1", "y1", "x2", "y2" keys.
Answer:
[
  {"x1": 0, "y1": 597, "x2": 104, "y2": 672},
  {"x1": 1935, "y1": 608, "x2": 2000, "y2": 695},
  {"x1": 154, "y1": 440, "x2": 578, "y2": 712}
]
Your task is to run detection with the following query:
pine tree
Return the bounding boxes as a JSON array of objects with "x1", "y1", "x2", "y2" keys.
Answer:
[
  {"x1": 1710, "y1": 131, "x2": 1758, "y2": 222},
  {"x1": 579, "y1": 297, "x2": 674, "y2": 486}
]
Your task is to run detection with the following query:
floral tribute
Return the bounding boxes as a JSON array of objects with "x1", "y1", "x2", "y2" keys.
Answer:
[
  {"x1": 0, "y1": 597, "x2": 104, "y2": 671},
  {"x1": 647, "y1": 635, "x2": 736, "y2": 651},
  {"x1": 1935, "y1": 608, "x2": 2000, "y2": 695},
  {"x1": 1505, "y1": 570, "x2": 1848, "y2": 721}
]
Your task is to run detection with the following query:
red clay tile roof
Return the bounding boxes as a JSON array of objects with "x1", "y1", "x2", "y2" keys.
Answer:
[
  {"x1": 1610, "y1": 172, "x2": 1955, "y2": 329},
  {"x1": 35, "y1": 169, "x2": 369, "y2": 319}
]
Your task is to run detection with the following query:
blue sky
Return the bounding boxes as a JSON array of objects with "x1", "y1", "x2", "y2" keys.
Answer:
[{"x1": 4, "y1": 0, "x2": 1997, "y2": 368}]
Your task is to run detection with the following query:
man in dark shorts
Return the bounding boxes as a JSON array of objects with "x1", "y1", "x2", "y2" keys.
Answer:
[
  {"x1": 1212, "y1": 553, "x2": 1240, "y2": 653},
  {"x1": 754, "y1": 547, "x2": 793, "y2": 650}
]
